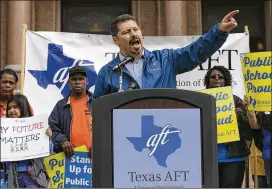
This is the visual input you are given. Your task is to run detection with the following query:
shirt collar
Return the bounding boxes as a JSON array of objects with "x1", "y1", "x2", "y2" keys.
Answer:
[
  {"x1": 65, "y1": 91, "x2": 92, "y2": 106},
  {"x1": 119, "y1": 49, "x2": 145, "y2": 62}
]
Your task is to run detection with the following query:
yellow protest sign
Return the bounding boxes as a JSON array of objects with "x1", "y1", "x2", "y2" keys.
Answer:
[
  {"x1": 44, "y1": 152, "x2": 65, "y2": 188},
  {"x1": 199, "y1": 86, "x2": 240, "y2": 143},
  {"x1": 44, "y1": 145, "x2": 88, "y2": 188},
  {"x1": 240, "y1": 51, "x2": 272, "y2": 111}
]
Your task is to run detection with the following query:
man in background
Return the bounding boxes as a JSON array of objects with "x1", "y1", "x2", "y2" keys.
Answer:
[{"x1": 49, "y1": 66, "x2": 93, "y2": 158}]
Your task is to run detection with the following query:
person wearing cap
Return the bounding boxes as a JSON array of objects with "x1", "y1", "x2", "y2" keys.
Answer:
[{"x1": 49, "y1": 66, "x2": 93, "y2": 158}]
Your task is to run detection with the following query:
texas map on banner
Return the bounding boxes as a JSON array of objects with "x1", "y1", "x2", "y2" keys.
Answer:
[{"x1": 24, "y1": 31, "x2": 249, "y2": 115}]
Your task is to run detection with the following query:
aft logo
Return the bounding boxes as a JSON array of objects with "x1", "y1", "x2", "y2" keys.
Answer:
[
  {"x1": 146, "y1": 124, "x2": 181, "y2": 156},
  {"x1": 29, "y1": 43, "x2": 98, "y2": 97},
  {"x1": 127, "y1": 115, "x2": 182, "y2": 167}
]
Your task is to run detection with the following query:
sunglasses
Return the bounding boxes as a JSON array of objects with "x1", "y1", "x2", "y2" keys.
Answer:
[{"x1": 210, "y1": 75, "x2": 224, "y2": 80}]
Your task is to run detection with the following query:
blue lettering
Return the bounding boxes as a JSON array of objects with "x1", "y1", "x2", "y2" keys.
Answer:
[
  {"x1": 244, "y1": 70, "x2": 272, "y2": 82},
  {"x1": 217, "y1": 115, "x2": 233, "y2": 125},
  {"x1": 1, "y1": 178, "x2": 5, "y2": 185},
  {"x1": 49, "y1": 158, "x2": 64, "y2": 170},
  {"x1": 214, "y1": 92, "x2": 229, "y2": 101},
  {"x1": 52, "y1": 170, "x2": 64, "y2": 185},
  {"x1": 216, "y1": 102, "x2": 233, "y2": 113},
  {"x1": 247, "y1": 83, "x2": 272, "y2": 93},
  {"x1": 57, "y1": 182, "x2": 63, "y2": 188},
  {"x1": 243, "y1": 56, "x2": 271, "y2": 67}
]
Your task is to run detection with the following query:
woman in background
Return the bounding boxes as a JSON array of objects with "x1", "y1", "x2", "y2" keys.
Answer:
[
  {"x1": 0, "y1": 68, "x2": 19, "y2": 172},
  {"x1": 203, "y1": 65, "x2": 252, "y2": 188}
]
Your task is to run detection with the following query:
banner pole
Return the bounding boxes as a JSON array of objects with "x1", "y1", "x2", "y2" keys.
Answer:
[
  {"x1": 253, "y1": 143, "x2": 258, "y2": 188},
  {"x1": 20, "y1": 24, "x2": 27, "y2": 94},
  {"x1": 244, "y1": 25, "x2": 249, "y2": 35}
]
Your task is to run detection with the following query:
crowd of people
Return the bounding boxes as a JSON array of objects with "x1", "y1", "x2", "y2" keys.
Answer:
[{"x1": 0, "y1": 10, "x2": 271, "y2": 188}]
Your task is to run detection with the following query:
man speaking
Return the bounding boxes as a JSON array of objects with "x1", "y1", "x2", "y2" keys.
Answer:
[{"x1": 94, "y1": 10, "x2": 239, "y2": 98}]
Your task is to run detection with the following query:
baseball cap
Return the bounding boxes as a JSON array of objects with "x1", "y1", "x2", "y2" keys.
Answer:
[{"x1": 69, "y1": 66, "x2": 87, "y2": 77}]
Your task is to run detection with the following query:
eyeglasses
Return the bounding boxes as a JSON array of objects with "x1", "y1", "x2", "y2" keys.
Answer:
[{"x1": 210, "y1": 75, "x2": 224, "y2": 80}]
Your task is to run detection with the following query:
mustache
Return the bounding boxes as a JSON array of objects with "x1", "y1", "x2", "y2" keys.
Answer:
[{"x1": 129, "y1": 36, "x2": 141, "y2": 44}]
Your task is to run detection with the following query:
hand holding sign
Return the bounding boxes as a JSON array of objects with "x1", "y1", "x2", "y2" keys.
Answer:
[
  {"x1": 46, "y1": 128, "x2": 52, "y2": 137},
  {"x1": 62, "y1": 141, "x2": 74, "y2": 157},
  {"x1": 243, "y1": 96, "x2": 249, "y2": 112},
  {"x1": 235, "y1": 108, "x2": 243, "y2": 120},
  {"x1": 243, "y1": 96, "x2": 256, "y2": 119}
]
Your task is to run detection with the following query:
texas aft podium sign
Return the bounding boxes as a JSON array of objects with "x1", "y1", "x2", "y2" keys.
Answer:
[
  {"x1": 113, "y1": 109, "x2": 202, "y2": 188},
  {"x1": 92, "y1": 89, "x2": 218, "y2": 188}
]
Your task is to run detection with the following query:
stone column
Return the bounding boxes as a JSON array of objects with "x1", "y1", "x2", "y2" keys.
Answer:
[
  {"x1": 34, "y1": 1, "x2": 61, "y2": 32},
  {"x1": 132, "y1": 0, "x2": 158, "y2": 36},
  {"x1": 1, "y1": 1, "x2": 8, "y2": 70},
  {"x1": 164, "y1": 1, "x2": 188, "y2": 36},
  {"x1": 7, "y1": 1, "x2": 32, "y2": 66},
  {"x1": 187, "y1": 1, "x2": 202, "y2": 35},
  {"x1": 7, "y1": 1, "x2": 32, "y2": 92}
]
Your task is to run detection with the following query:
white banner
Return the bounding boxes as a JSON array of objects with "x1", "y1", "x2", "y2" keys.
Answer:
[
  {"x1": 0, "y1": 114, "x2": 50, "y2": 162},
  {"x1": 24, "y1": 31, "x2": 249, "y2": 116}
]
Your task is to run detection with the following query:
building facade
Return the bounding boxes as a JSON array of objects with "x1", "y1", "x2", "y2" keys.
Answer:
[{"x1": 1, "y1": 0, "x2": 271, "y2": 88}]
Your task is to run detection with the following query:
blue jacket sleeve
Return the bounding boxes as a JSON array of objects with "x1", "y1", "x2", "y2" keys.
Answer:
[
  {"x1": 48, "y1": 103, "x2": 68, "y2": 151},
  {"x1": 93, "y1": 69, "x2": 105, "y2": 99},
  {"x1": 171, "y1": 23, "x2": 229, "y2": 74}
]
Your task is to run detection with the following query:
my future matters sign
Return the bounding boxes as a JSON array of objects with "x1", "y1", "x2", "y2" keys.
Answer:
[{"x1": 0, "y1": 114, "x2": 50, "y2": 161}]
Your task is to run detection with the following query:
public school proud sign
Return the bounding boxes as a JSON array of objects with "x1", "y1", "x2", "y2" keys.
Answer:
[
  {"x1": 199, "y1": 86, "x2": 240, "y2": 143},
  {"x1": 240, "y1": 51, "x2": 272, "y2": 111}
]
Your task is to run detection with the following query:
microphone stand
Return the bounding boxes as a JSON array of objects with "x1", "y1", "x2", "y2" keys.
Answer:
[{"x1": 118, "y1": 67, "x2": 124, "y2": 92}]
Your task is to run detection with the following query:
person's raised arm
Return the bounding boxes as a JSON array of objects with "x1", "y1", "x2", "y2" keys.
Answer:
[{"x1": 171, "y1": 10, "x2": 239, "y2": 74}]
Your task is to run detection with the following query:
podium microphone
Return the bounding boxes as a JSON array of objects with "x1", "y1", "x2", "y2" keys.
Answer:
[{"x1": 112, "y1": 54, "x2": 135, "y2": 71}]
